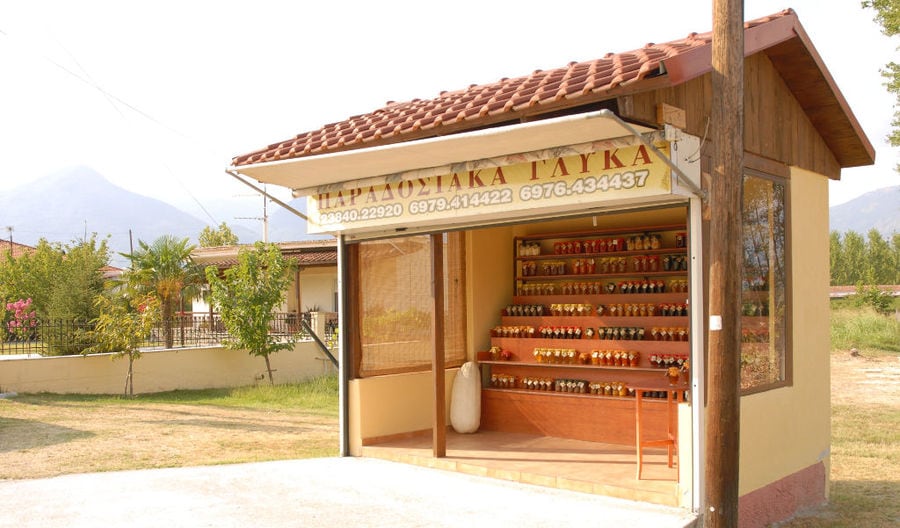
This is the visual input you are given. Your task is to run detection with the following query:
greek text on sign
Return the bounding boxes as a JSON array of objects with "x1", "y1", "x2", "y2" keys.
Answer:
[{"x1": 308, "y1": 140, "x2": 672, "y2": 233}]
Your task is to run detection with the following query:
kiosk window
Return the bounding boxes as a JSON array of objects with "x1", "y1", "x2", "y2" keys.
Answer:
[
  {"x1": 356, "y1": 233, "x2": 466, "y2": 377},
  {"x1": 740, "y1": 173, "x2": 789, "y2": 391}
]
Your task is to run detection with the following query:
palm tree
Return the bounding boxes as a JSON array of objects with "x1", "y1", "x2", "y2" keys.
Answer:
[{"x1": 122, "y1": 235, "x2": 203, "y2": 349}]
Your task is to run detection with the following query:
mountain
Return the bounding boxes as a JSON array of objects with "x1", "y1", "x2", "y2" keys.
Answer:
[
  {"x1": 267, "y1": 197, "x2": 332, "y2": 242},
  {"x1": 0, "y1": 166, "x2": 257, "y2": 263},
  {"x1": 830, "y1": 185, "x2": 900, "y2": 236},
  {"x1": 0, "y1": 167, "x2": 331, "y2": 266}
]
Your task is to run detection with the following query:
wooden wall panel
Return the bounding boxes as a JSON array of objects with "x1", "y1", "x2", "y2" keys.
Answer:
[
  {"x1": 622, "y1": 53, "x2": 841, "y2": 179},
  {"x1": 481, "y1": 390, "x2": 671, "y2": 446}
]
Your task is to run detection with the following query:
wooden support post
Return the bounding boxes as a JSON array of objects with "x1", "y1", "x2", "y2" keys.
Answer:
[
  {"x1": 705, "y1": 1, "x2": 744, "y2": 526},
  {"x1": 431, "y1": 233, "x2": 447, "y2": 458}
]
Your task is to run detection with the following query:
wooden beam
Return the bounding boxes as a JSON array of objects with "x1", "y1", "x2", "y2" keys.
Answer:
[
  {"x1": 656, "y1": 103, "x2": 687, "y2": 129},
  {"x1": 705, "y1": 1, "x2": 744, "y2": 527},
  {"x1": 431, "y1": 233, "x2": 447, "y2": 458}
]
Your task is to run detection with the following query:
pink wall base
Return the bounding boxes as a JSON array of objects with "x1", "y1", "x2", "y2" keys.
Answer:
[{"x1": 738, "y1": 461, "x2": 827, "y2": 528}]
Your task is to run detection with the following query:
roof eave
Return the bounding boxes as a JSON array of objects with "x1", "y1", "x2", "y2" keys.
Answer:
[{"x1": 662, "y1": 11, "x2": 875, "y2": 169}]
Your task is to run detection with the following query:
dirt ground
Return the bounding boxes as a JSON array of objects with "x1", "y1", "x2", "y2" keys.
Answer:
[
  {"x1": 0, "y1": 400, "x2": 338, "y2": 480},
  {"x1": 830, "y1": 351, "x2": 900, "y2": 406}
]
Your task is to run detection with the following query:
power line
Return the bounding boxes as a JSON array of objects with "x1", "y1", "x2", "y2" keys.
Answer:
[{"x1": 0, "y1": 26, "x2": 221, "y2": 225}]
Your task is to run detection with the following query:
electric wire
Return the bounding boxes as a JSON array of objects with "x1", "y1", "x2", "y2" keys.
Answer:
[{"x1": 0, "y1": 26, "x2": 223, "y2": 226}]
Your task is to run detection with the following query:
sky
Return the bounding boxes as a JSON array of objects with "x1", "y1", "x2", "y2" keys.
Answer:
[{"x1": 1, "y1": 0, "x2": 898, "y2": 233}]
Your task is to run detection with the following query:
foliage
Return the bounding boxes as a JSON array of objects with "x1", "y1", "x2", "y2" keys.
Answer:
[
  {"x1": 852, "y1": 282, "x2": 895, "y2": 314},
  {"x1": 0, "y1": 235, "x2": 109, "y2": 321},
  {"x1": 830, "y1": 229, "x2": 899, "y2": 285},
  {"x1": 831, "y1": 305, "x2": 900, "y2": 353},
  {"x1": 0, "y1": 302, "x2": 6, "y2": 342},
  {"x1": 0, "y1": 235, "x2": 110, "y2": 354},
  {"x1": 122, "y1": 235, "x2": 203, "y2": 349},
  {"x1": 85, "y1": 293, "x2": 160, "y2": 396},
  {"x1": 863, "y1": 0, "x2": 900, "y2": 156},
  {"x1": 198, "y1": 222, "x2": 240, "y2": 247},
  {"x1": 5, "y1": 298, "x2": 37, "y2": 341},
  {"x1": 205, "y1": 242, "x2": 296, "y2": 385}
]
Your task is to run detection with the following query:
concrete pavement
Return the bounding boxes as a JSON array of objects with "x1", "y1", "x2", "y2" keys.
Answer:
[{"x1": 0, "y1": 457, "x2": 698, "y2": 527}]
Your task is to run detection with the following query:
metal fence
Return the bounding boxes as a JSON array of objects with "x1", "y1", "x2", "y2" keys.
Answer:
[{"x1": 0, "y1": 312, "x2": 338, "y2": 356}]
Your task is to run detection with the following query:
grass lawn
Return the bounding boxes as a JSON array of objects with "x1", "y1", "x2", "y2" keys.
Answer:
[{"x1": 0, "y1": 376, "x2": 339, "y2": 479}]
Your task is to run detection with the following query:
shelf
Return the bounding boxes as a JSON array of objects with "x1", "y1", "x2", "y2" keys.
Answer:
[
  {"x1": 490, "y1": 337, "x2": 690, "y2": 347},
  {"x1": 514, "y1": 223, "x2": 687, "y2": 242},
  {"x1": 480, "y1": 360, "x2": 669, "y2": 373},
  {"x1": 513, "y1": 292, "x2": 690, "y2": 303},
  {"x1": 482, "y1": 387, "x2": 662, "y2": 401},
  {"x1": 517, "y1": 270, "x2": 687, "y2": 281},
  {"x1": 500, "y1": 315, "x2": 689, "y2": 326},
  {"x1": 482, "y1": 221, "x2": 692, "y2": 447},
  {"x1": 516, "y1": 247, "x2": 687, "y2": 261}
]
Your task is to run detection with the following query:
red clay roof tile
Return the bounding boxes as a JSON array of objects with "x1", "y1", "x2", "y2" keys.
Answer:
[
  {"x1": 231, "y1": 10, "x2": 796, "y2": 167},
  {"x1": 0, "y1": 241, "x2": 36, "y2": 260}
]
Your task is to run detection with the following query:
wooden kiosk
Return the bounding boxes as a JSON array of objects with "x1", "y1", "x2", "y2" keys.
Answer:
[{"x1": 227, "y1": 10, "x2": 874, "y2": 527}]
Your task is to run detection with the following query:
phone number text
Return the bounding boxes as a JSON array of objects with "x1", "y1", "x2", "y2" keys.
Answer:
[
  {"x1": 407, "y1": 188, "x2": 514, "y2": 215},
  {"x1": 518, "y1": 170, "x2": 651, "y2": 201}
]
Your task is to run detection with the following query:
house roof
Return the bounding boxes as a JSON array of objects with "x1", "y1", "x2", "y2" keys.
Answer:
[
  {"x1": 232, "y1": 9, "x2": 873, "y2": 175},
  {"x1": 0, "y1": 241, "x2": 36, "y2": 260},
  {"x1": 829, "y1": 285, "x2": 900, "y2": 298},
  {"x1": 192, "y1": 239, "x2": 337, "y2": 269}
]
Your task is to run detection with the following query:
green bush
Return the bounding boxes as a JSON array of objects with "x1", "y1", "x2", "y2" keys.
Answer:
[{"x1": 852, "y1": 283, "x2": 894, "y2": 314}]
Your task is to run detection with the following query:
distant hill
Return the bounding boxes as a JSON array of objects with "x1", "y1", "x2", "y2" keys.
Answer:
[
  {"x1": 267, "y1": 197, "x2": 332, "y2": 243},
  {"x1": 0, "y1": 166, "x2": 256, "y2": 263},
  {"x1": 830, "y1": 185, "x2": 900, "y2": 236}
]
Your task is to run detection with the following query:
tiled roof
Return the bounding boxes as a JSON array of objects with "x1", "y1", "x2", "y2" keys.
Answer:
[
  {"x1": 233, "y1": 10, "x2": 793, "y2": 168},
  {"x1": 0, "y1": 241, "x2": 36, "y2": 259},
  {"x1": 830, "y1": 285, "x2": 900, "y2": 298},
  {"x1": 192, "y1": 240, "x2": 337, "y2": 269}
]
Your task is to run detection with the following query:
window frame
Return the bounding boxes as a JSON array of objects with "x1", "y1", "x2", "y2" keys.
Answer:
[{"x1": 739, "y1": 168, "x2": 793, "y2": 395}]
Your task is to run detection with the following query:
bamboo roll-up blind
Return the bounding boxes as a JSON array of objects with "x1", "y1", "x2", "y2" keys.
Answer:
[{"x1": 357, "y1": 232, "x2": 466, "y2": 377}]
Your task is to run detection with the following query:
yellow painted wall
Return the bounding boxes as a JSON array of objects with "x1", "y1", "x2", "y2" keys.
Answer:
[
  {"x1": 467, "y1": 227, "x2": 514, "y2": 355},
  {"x1": 0, "y1": 342, "x2": 335, "y2": 395},
  {"x1": 738, "y1": 168, "x2": 831, "y2": 495},
  {"x1": 348, "y1": 368, "x2": 459, "y2": 455}
]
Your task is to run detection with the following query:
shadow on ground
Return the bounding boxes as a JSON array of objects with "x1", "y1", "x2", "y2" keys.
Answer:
[{"x1": 0, "y1": 417, "x2": 94, "y2": 453}]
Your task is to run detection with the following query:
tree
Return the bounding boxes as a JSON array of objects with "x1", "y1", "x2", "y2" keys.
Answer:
[
  {"x1": 842, "y1": 231, "x2": 867, "y2": 284},
  {"x1": 86, "y1": 293, "x2": 159, "y2": 397},
  {"x1": 0, "y1": 235, "x2": 110, "y2": 354},
  {"x1": 863, "y1": 1, "x2": 900, "y2": 158},
  {"x1": 199, "y1": 222, "x2": 240, "y2": 247},
  {"x1": 49, "y1": 236, "x2": 110, "y2": 322},
  {"x1": 205, "y1": 242, "x2": 295, "y2": 385},
  {"x1": 0, "y1": 236, "x2": 109, "y2": 320},
  {"x1": 893, "y1": 232, "x2": 900, "y2": 284},
  {"x1": 830, "y1": 231, "x2": 848, "y2": 285},
  {"x1": 122, "y1": 236, "x2": 203, "y2": 349},
  {"x1": 864, "y1": 228, "x2": 894, "y2": 284}
]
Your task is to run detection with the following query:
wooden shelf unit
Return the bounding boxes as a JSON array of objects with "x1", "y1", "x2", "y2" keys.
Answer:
[{"x1": 480, "y1": 223, "x2": 691, "y2": 447}]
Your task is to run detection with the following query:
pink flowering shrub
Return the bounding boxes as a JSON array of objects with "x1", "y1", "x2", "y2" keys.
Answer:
[{"x1": 6, "y1": 298, "x2": 38, "y2": 341}]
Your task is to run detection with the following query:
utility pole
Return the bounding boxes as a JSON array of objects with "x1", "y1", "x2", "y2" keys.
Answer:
[
  {"x1": 705, "y1": 1, "x2": 744, "y2": 527},
  {"x1": 235, "y1": 184, "x2": 270, "y2": 242}
]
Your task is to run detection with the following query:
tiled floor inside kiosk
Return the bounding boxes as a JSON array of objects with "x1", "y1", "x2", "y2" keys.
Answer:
[{"x1": 360, "y1": 430, "x2": 682, "y2": 506}]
